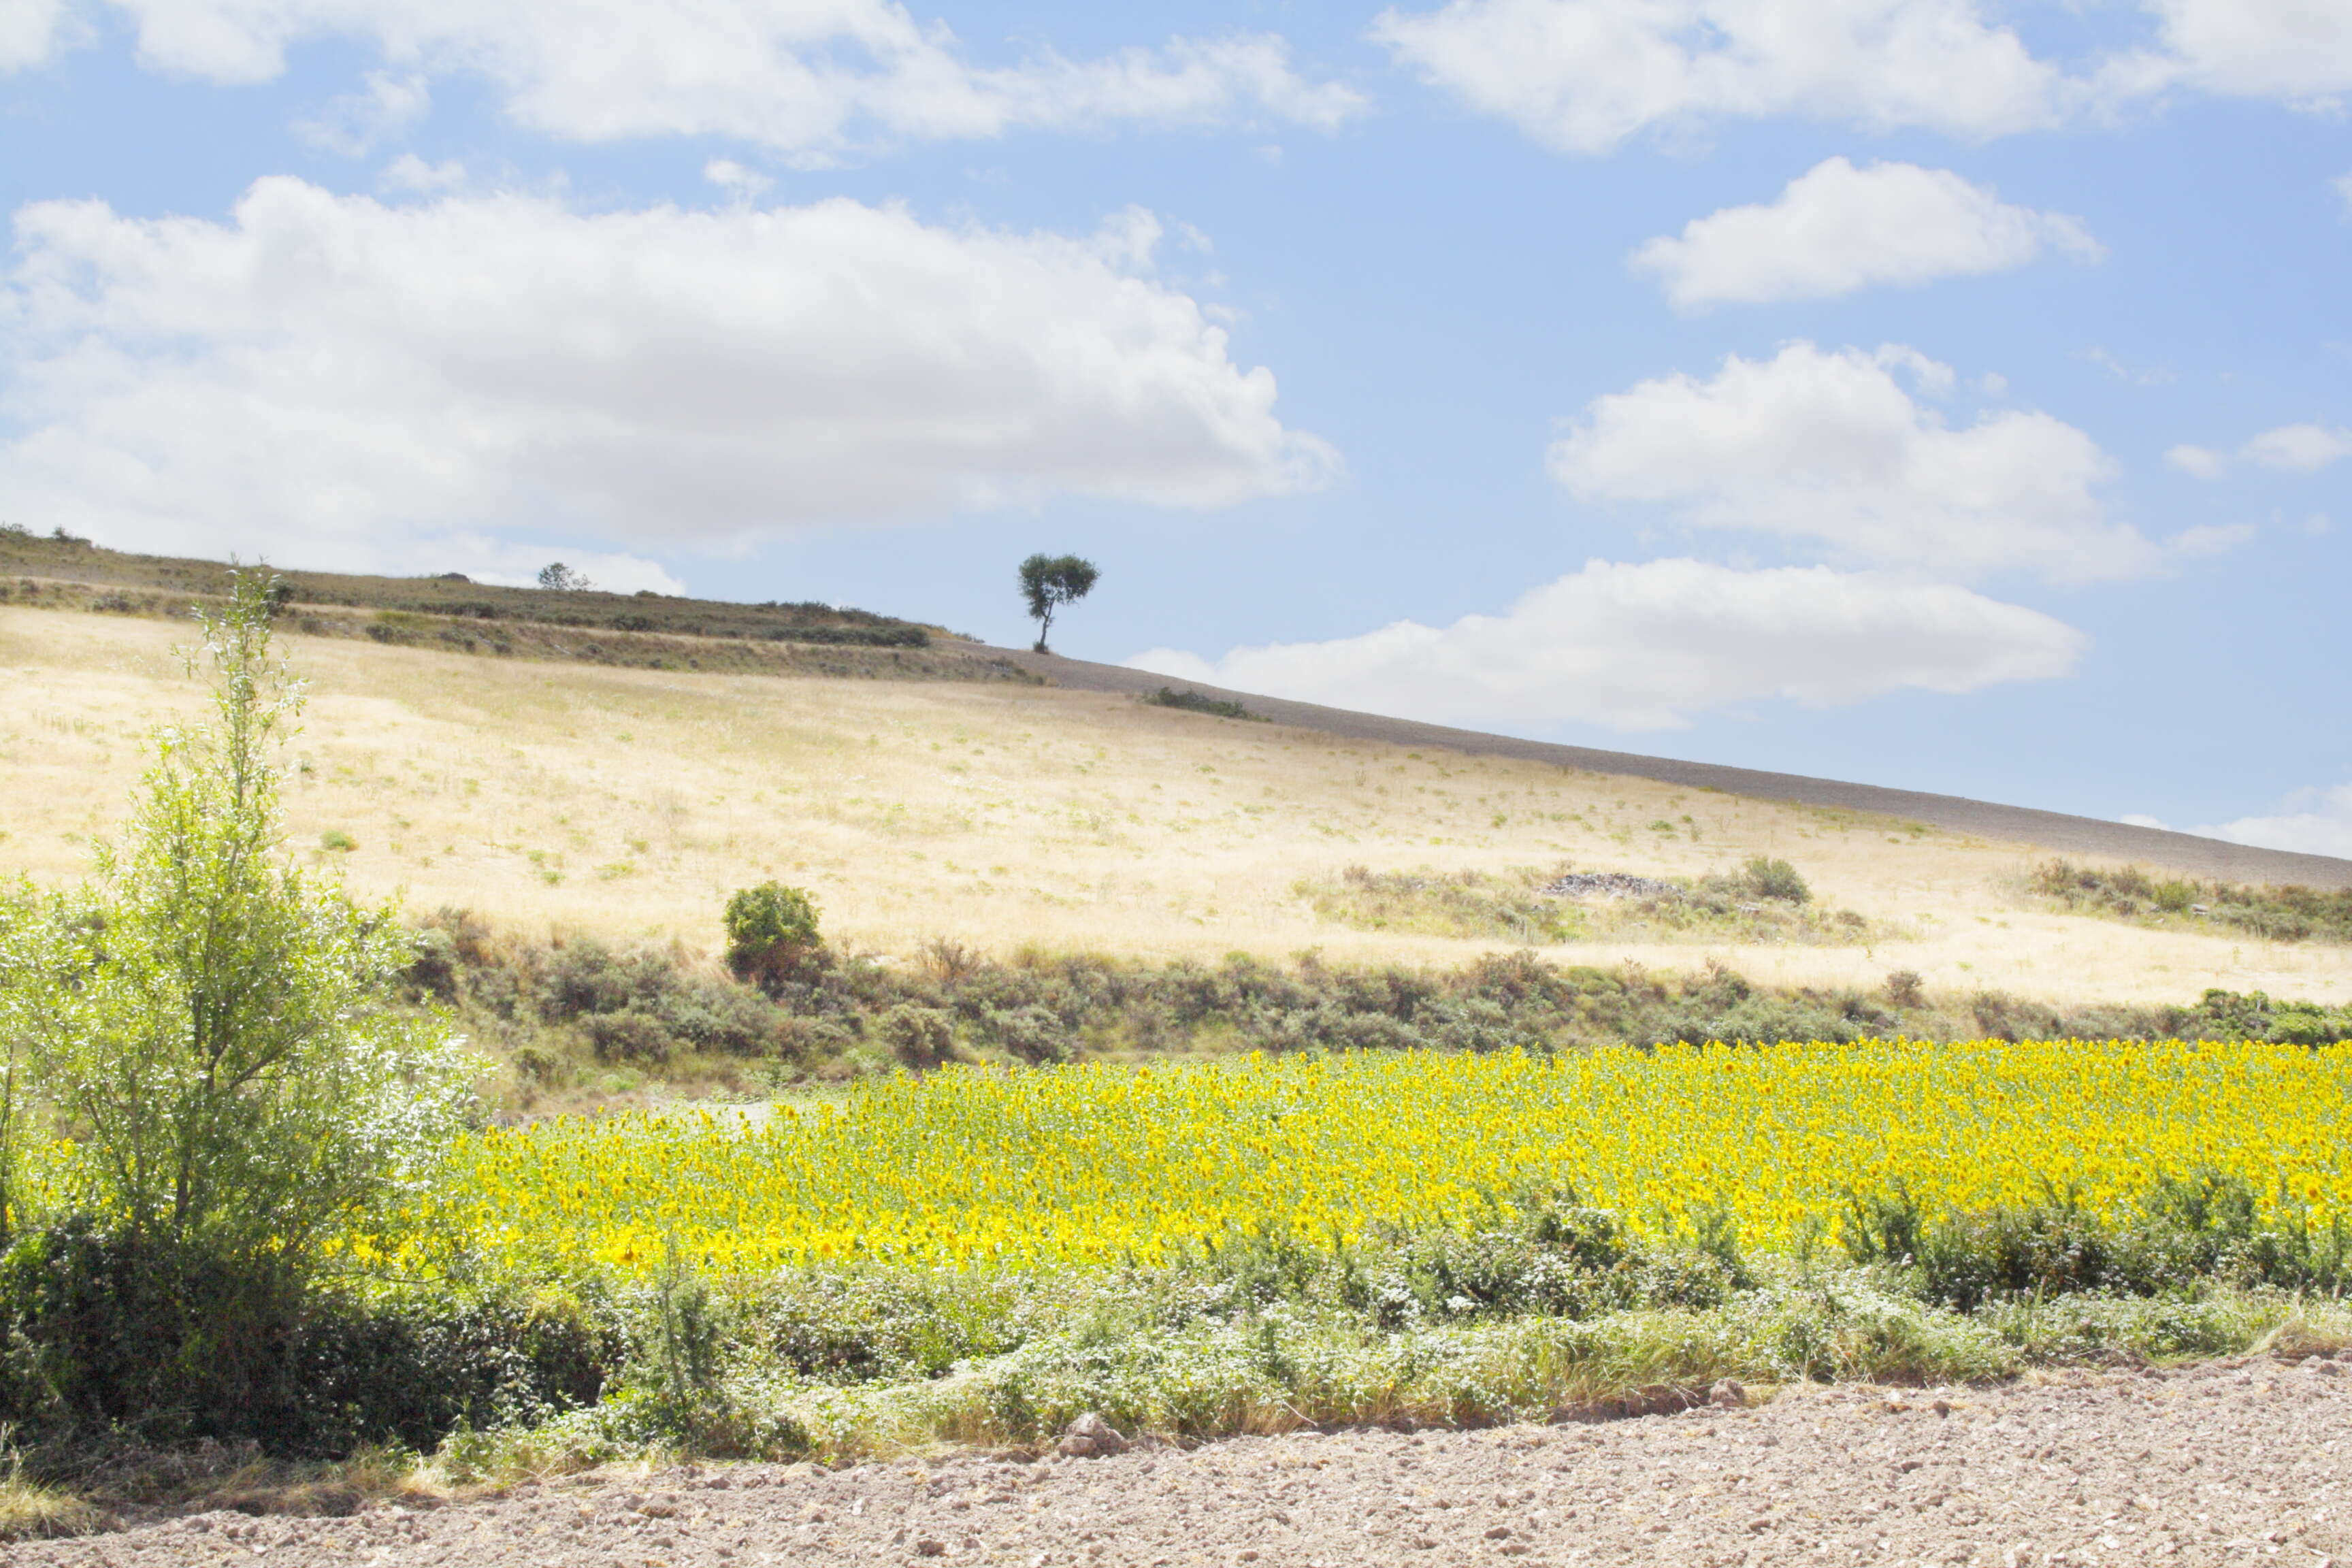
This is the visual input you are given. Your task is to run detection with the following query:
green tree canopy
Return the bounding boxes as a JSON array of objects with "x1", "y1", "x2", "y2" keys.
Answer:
[
  {"x1": 0, "y1": 573, "x2": 470, "y2": 1265},
  {"x1": 1017, "y1": 553, "x2": 1098, "y2": 653}
]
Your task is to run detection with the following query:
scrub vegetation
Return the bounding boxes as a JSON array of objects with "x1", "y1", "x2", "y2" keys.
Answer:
[
  {"x1": 408, "y1": 909, "x2": 2352, "y2": 1117},
  {"x1": 2030, "y1": 858, "x2": 2352, "y2": 946},
  {"x1": 1296, "y1": 856, "x2": 1876, "y2": 947}
]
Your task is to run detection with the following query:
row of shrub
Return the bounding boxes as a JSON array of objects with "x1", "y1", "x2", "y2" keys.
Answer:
[
  {"x1": 412, "y1": 899, "x2": 2352, "y2": 1109},
  {"x1": 7, "y1": 1162, "x2": 2342, "y2": 1467},
  {"x1": 2031, "y1": 858, "x2": 2352, "y2": 945},
  {"x1": 1298, "y1": 856, "x2": 1869, "y2": 948}
]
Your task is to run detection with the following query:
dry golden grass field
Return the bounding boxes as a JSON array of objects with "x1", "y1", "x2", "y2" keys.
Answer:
[{"x1": 3, "y1": 604, "x2": 2346, "y2": 1007}]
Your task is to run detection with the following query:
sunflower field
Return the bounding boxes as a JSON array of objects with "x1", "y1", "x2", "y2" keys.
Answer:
[{"x1": 439, "y1": 1039, "x2": 2352, "y2": 1281}]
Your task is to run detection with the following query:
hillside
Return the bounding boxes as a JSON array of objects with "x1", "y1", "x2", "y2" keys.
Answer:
[
  {"x1": 0, "y1": 528, "x2": 1037, "y2": 683},
  {"x1": 3, "y1": 590, "x2": 2347, "y2": 1009}
]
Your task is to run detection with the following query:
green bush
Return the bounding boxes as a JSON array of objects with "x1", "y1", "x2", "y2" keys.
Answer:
[
  {"x1": 723, "y1": 883, "x2": 823, "y2": 990},
  {"x1": 1142, "y1": 687, "x2": 1265, "y2": 721},
  {"x1": 877, "y1": 1004, "x2": 955, "y2": 1070},
  {"x1": 0, "y1": 1220, "x2": 619, "y2": 1456},
  {"x1": 0, "y1": 574, "x2": 474, "y2": 1456},
  {"x1": 581, "y1": 1010, "x2": 674, "y2": 1065},
  {"x1": 1738, "y1": 855, "x2": 1810, "y2": 904},
  {"x1": 1840, "y1": 1169, "x2": 2352, "y2": 1309}
]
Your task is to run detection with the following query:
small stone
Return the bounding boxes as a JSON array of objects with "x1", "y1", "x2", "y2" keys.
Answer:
[
  {"x1": 2323, "y1": 1362, "x2": 2347, "y2": 1379},
  {"x1": 1484, "y1": 1525, "x2": 1514, "y2": 1539},
  {"x1": 915, "y1": 1540, "x2": 948, "y2": 1558},
  {"x1": 1058, "y1": 1411, "x2": 1131, "y2": 1458}
]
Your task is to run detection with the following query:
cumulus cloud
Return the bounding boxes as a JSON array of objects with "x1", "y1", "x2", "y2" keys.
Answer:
[
  {"x1": 0, "y1": 178, "x2": 1334, "y2": 576},
  {"x1": 1372, "y1": 0, "x2": 2352, "y2": 152},
  {"x1": 1126, "y1": 558, "x2": 2084, "y2": 732},
  {"x1": 1632, "y1": 158, "x2": 2102, "y2": 308},
  {"x1": 2185, "y1": 785, "x2": 2352, "y2": 860},
  {"x1": 2244, "y1": 423, "x2": 2352, "y2": 471},
  {"x1": 2168, "y1": 444, "x2": 2225, "y2": 478},
  {"x1": 2103, "y1": 0, "x2": 2352, "y2": 105},
  {"x1": 1546, "y1": 342, "x2": 2157, "y2": 585},
  {"x1": 24, "y1": 0, "x2": 1361, "y2": 156},
  {"x1": 1371, "y1": 0, "x2": 2063, "y2": 152},
  {"x1": 296, "y1": 67, "x2": 431, "y2": 153},
  {"x1": 0, "y1": 0, "x2": 69, "y2": 69},
  {"x1": 2168, "y1": 423, "x2": 2352, "y2": 478}
]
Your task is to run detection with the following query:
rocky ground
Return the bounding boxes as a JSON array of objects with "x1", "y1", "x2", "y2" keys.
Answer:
[{"x1": 17, "y1": 1354, "x2": 2352, "y2": 1567}]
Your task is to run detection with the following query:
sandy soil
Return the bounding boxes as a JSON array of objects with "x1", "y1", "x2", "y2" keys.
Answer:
[{"x1": 20, "y1": 1354, "x2": 2351, "y2": 1567}]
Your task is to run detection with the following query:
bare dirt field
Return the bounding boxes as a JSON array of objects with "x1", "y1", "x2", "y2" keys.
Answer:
[
  {"x1": 4, "y1": 607, "x2": 2348, "y2": 1006},
  {"x1": 18, "y1": 1353, "x2": 2349, "y2": 1567}
]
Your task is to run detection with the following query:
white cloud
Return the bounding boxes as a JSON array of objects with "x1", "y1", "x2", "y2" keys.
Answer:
[
  {"x1": 45, "y1": 0, "x2": 1361, "y2": 155},
  {"x1": 2157, "y1": 423, "x2": 2352, "y2": 478},
  {"x1": 0, "y1": 178, "x2": 1334, "y2": 576},
  {"x1": 429, "y1": 537, "x2": 687, "y2": 594},
  {"x1": 704, "y1": 159, "x2": 774, "y2": 199},
  {"x1": 2119, "y1": 813, "x2": 2170, "y2": 830},
  {"x1": 2076, "y1": 346, "x2": 2177, "y2": 387},
  {"x1": 2340, "y1": 171, "x2": 2352, "y2": 211},
  {"x1": 296, "y1": 67, "x2": 431, "y2": 152},
  {"x1": 1371, "y1": 0, "x2": 2062, "y2": 152},
  {"x1": 1546, "y1": 342, "x2": 2157, "y2": 585},
  {"x1": 1371, "y1": 0, "x2": 2352, "y2": 152},
  {"x1": 2167, "y1": 444, "x2": 2224, "y2": 478},
  {"x1": 2243, "y1": 423, "x2": 2352, "y2": 471},
  {"x1": 1126, "y1": 558, "x2": 2084, "y2": 732},
  {"x1": 0, "y1": 0, "x2": 69, "y2": 69},
  {"x1": 2192, "y1": 784, "x2": 2352, "y2": 860},
  {"x1": 2170, "y1": 523, "x2": 2253, "y2": 557},
  {"x1": 2106, "y1": 0, "x2": 2352, "y2": 105},
  {"x1": 1633, "y1": 158, "x2": 2102, "y2": 308},
  {"x1": 380, "y1": 154, "x2": 466, "y2": 194}
]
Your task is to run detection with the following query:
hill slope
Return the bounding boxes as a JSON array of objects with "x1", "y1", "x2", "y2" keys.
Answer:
[
  {"x1": 3, "y1": 601, "x2": 2347, "y2": 1008},
  {"x1": 1002, "y1": 650, "x2": 2352, "y2": 891}
]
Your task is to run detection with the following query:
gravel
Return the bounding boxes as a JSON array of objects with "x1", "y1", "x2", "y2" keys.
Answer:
[{"x1": 20, "y1": 1355, "x2": 2352, "y2": 1567}]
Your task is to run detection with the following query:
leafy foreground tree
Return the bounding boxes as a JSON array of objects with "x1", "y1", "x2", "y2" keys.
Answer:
[
  {"x1": 0, "y1": 572, "x2": 472, "y2": 1447},
  {"x1": 1017, "y1": 552, "x2": 1098, "y2": 653}
]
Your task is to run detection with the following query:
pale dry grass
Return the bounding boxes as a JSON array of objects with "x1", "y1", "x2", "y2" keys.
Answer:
[
  {"x1": 0, "y1": 1473, "x2": 100, "y2": 1541},
  {"x1": 1, "y1": 606, "x2": 2345, "y2": 1006}
]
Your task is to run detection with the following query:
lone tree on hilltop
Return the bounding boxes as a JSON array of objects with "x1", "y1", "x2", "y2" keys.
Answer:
[
  {"x1": 538, "y1": 562, "x2": 593, "y2": 592},
  {"x1": 1018, "y1": 553, "x2": 1098, "y2": 654}
]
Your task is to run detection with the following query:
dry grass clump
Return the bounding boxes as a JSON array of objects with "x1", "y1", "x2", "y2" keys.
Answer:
[
  {"x1": 0, "y1": 1468, "x2": 101, "y2": 1540},
  {"x1": 0, "y1": 1439, "x2": 453, "y2": 1540}
]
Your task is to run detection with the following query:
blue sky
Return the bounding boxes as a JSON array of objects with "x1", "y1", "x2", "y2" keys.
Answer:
[{"x1": 2, "y1": 0, "x2": 2348, "y2": 853}]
